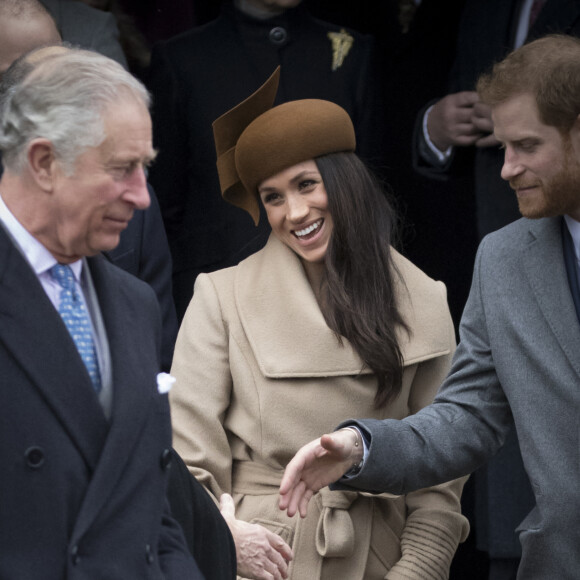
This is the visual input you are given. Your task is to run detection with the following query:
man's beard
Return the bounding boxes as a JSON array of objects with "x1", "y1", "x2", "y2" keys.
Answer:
[{"x1": 511, "y1": 148, "x2": 580, "y2": 219}]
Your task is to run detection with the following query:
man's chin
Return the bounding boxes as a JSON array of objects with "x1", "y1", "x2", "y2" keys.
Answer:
[
  {"x1": 517, "y1": 197, "x2": 545, "y2": 219},
  {"x1": 518, "y1": 200, "x2": 561, "y2": 220},
  {"x1": 95, "y1": 234, "x2": 123, "y2": 254}
]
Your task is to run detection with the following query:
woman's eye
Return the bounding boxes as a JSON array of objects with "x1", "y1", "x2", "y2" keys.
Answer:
[
  {"x1": 299, "y1": 180, "x2": 315, "y2": 190},
  {"x1": 264, "y1": 192, "x2": 281, "y2": 204}
]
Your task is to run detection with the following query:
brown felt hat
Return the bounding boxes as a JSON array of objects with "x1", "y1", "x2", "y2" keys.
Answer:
[{"x1": 212, "y1": 67, "x2": 356, "y2": 225}]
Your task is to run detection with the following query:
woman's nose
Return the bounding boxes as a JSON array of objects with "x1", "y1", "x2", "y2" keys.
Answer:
[{"x1": 286, "y1": 195, "x2": 309, "y2": 222}]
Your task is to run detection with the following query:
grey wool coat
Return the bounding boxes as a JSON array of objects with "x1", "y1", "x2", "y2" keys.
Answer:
[
  {"x1": 170, "y1": 234, "x2": 468, "y2": 580},
  {"x1": 338, "y1": 216, "x2": 580, "y2": 579}
]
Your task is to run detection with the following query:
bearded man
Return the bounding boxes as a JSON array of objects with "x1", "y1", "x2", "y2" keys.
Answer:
[{"x1": 279, "y1": 34, "x2": 580, "y2": 580}]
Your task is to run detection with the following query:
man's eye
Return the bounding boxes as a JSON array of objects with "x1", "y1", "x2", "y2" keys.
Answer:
[
  {"x1": 111, "y1": 164, "x2": 136, "y2": 179},
  {"x1": 518, "y1": 141, "x2": 538, "y2": 152}
]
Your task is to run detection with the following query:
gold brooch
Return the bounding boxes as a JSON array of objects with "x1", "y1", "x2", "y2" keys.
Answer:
[{"x1": 327, "y1": 29, "x2": 354, "y2": 71}]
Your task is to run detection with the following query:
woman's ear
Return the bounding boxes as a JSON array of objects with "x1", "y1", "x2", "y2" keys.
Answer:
[{"x1": 27, "y1": 138, "x2": 58, "y2": 192}]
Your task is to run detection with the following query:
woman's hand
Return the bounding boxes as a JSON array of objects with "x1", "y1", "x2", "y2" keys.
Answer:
[{"x1": 220, "y1": 493, "x2": 293, "y2": 580}]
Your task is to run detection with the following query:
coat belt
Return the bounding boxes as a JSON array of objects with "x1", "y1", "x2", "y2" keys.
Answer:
[{"x1": 232, "y1": 460, "x2": 394, "y2": 580}]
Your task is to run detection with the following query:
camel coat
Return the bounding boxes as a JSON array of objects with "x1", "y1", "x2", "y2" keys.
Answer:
[{"x1": 170, "y1": 235, "x2": 469, "y2": 579}]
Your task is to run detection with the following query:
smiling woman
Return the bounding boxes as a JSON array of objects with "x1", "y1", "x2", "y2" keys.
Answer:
[
  {"x1": 258, "y1": 160, "x2": 332, "y2": 273},
  {"x1": 169, "y1": 68, "x2": 469, "y2": 580}
]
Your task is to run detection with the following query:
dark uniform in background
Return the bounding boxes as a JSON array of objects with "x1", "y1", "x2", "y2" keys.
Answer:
[{"x1": 147, "y1": 0, "x2": 380, "y2": 320}]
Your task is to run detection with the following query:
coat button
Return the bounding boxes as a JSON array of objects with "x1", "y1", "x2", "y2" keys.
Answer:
[
  {"x1": 145, "y1": 543, "x2": 154, "y2": 565},
  {"x1": 160, "y1": 448, "x2": 173, "y2": 471},
  {"x1": 269, "y1": 26, "x2": 288, "y2": 46},
  {"x1": 71, "y1": 545, "x2": 80, "y2": 565},
  {"x1": 25, "y1": 446, "x2": 45, "y2": 469}
]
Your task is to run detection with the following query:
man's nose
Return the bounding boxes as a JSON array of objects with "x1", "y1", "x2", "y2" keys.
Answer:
[
  {"x1": 126, "y1": 166, "x2": 151, "y2": 210},
  {"x1": 500, "y1": 148, "x2": 524, "y2": 182}
]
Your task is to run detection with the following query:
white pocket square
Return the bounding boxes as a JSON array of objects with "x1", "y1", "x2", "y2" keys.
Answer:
[{"x1": 157, "y1": 372, "x2": 176, "y2": 394}]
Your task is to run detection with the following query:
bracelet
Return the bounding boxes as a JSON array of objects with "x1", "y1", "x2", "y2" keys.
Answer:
[{"x1": 342, "y1": 427, "x2": 364, "y2": 473}]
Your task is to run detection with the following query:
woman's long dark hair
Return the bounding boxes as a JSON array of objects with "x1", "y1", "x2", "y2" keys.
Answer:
[{"x1": 315, "y1": 152, "x2": 410, "y2": 407}]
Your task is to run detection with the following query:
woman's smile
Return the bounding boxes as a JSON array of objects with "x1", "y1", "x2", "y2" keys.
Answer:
[{"x1": 293, "y1": 218, "x2": 324, "y2": 240}]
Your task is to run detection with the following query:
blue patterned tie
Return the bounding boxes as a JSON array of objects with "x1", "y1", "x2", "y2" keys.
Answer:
[{"x1": 50, "y1": 264, "x2": 102, "y2": 393}]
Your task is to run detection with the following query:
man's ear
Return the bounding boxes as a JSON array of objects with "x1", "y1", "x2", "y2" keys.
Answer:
[{"x1": 27, "y1": 138, "x2": 58, "y2": 191}]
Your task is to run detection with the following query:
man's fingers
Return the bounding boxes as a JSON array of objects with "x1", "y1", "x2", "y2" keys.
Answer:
[
  {"x1": 282, "y1": 479, "x2": 304, "y2": 518},
  {"x1": 475, "y1": 133, "x2": 500, "y2": 148},
  {"x1": 270, "y1": 531, "x2": 293, "y2": 562},
  {"x1": 278, "y1": 491, "x2": 290, "y2": 511},
  {"x1": 298, "y1": 488, "x2": 313, "y2": 519},
  {"x1": 264, "y1": 531, "x2": 292, "y2": 579},
  {"x1": 264, "y1": 544, "x2": 290, "y2": 580},
  {"x1": 453, "y1": 90, "x2": 480, "y2": 107},
  {"x1": 280, "y1": 437, "x2": 325, "y2": 495},
  {"x1": 454, "y1": 107, "x2": 478, "y2": 125},
  {"x1": 280, "y1": 433, "x2": 352, "y2": 518},
  {"x1": 472, "y1": 115, "x2": 494, "y2": 133},
  {"x1": 320, "y1": 432, "x2": 344, "y2": 454},
  {"x1": 279, "y1": 453, "x2": 305, "y2": 497}
]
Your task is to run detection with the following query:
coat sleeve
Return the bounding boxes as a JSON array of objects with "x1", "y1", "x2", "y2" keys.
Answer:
[
  {"x1": 170, "y1": 273, "x2": 234, "y2": 504},
  {"x1": 338, "y1": 236, "x2": 513, "y2": 490}
]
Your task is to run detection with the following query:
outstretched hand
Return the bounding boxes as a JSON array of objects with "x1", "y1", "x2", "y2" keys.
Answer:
[
  {"x1": 279, "y1": 429, "x2": 362, "y2": 518},
  {"x1": 220, "y1": 493, "x2": 293, "y2": 580}
]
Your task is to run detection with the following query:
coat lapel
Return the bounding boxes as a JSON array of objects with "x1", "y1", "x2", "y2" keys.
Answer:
[
  {"x1": 71, "y1": 255, "x2": 156, "y2": 538},
  {"x1": 523, "y1": 217, "x2": 580, "y2": 378},
  {"x1": 235, "y1": 236, "x2": 452, "y2": 378},
  {"x1": 0, "y1": 228, "x2": 108, "y2": 471}
]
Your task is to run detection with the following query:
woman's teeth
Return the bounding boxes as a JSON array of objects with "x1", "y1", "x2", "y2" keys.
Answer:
[{"x1": 295, "y1": 220, "x2": 321, "y2": 238}]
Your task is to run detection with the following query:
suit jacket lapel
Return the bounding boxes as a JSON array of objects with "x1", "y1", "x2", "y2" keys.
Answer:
[
  {"x1": 523, "y1": 217, "x2": 580, "y2": 378},
  {"x1": 0, "y1": 228, "x2": 107, "y2": 471},
  {"x1": 71, "y1": 255, "x2": 155, "y2": 539}
]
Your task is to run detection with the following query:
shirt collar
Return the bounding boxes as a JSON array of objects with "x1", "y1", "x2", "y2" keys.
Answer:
[{"x1": 0, "y1": 192, "x2": 83, "y2": 281}]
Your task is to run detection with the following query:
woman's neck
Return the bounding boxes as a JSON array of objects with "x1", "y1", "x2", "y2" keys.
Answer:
[{"x1": 302, "y1": 259, "x2": 325, "y2": 304}]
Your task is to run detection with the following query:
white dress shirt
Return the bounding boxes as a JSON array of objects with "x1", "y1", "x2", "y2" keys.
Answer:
[{"x1": 0, "y1": 193, "x2": 113, "y2": 416}]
